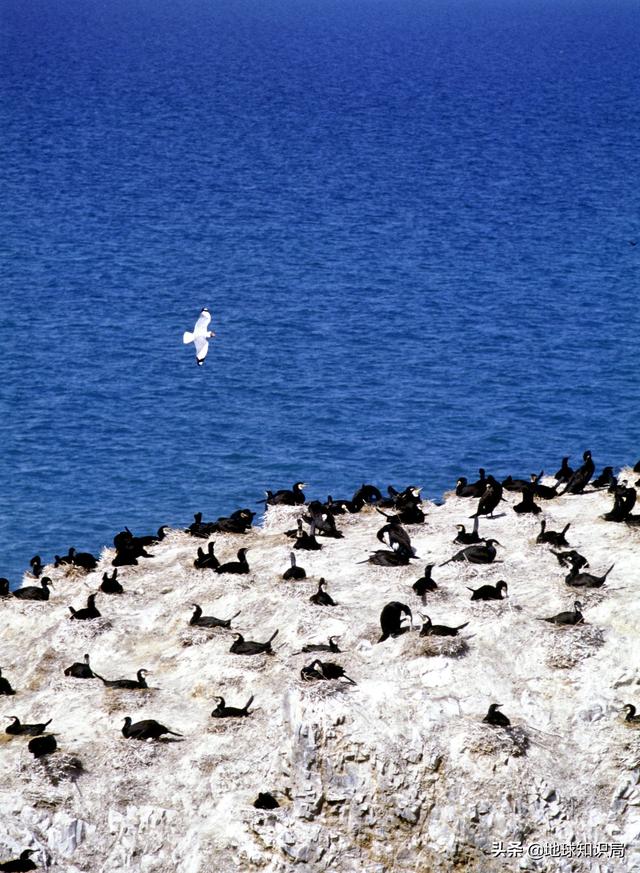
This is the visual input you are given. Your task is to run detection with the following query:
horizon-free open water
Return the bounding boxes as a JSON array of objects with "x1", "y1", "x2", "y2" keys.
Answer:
[{"x1": 1, "y1": 0, "x2": 639, "y2": 584}]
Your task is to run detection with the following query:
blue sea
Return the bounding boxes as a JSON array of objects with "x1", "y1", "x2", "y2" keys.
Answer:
[{"x1": 1, "y1": 0, "x2": 639, "y2": 585}]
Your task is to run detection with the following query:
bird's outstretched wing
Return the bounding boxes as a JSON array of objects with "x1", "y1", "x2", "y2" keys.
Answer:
[{"x1": 194, "y1": 335, "x2": 209, "y2": 365}]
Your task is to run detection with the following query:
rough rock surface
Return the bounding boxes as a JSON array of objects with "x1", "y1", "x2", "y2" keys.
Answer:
[{"x1": 1, "y1": 474, "x2": 640, "y2": 871}]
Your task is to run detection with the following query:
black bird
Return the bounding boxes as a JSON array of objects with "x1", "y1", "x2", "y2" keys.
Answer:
[
  {"x1": 501, "y1": 475, "x2": 530, "y2": 492},
  {"x1": 28, "y1": 735, "x2": 57, "y2": 759},
  {"x1": 324, "y1": 495, "x2": 350, "y2": 515},
  {"x1": 66, "y1": 547, "x2": 98, "y2": 571},
  {"x1": 0, "y1": 849, "x2": 38, "y2": 871},
  {"x1": 470, "y1": 477, "x2": 504, "y2": 518},
  {"x1": 54, "y1": 550, "x2": 74, "y2": 567},
  {"x1": 5, "y1": 716, "x2": 52, "y2": 736},
  {"x1": 229, "y1": 630, "x2": 279, "y2": 655},
  {"x1": 554, "y1": 457, "x2": 574, "y2": 482},
  {"x1": 376, "y1": 511, "x2": 415, "y2": 555},
  {"x1": 352, "y1": 483, "x2": 383, "y2": 505},
  {"x1": 194, "y1": 542, "x2": 220, "y2": 570},
  {"x1": 301, "y1": 636, "x2": 342, "y2": 654},
  {"x1": 536, "y1": 520, "x2": 571, "y2": 547},
  {"x1": 122, "y1": 717, "x2": 182, "y2": 740},
  {"x1": 304, "y1": 501, "x2": 343, "y2": 538},
  {"x1": 68, "y1": 593, "x2": 101, "y2": 620},
  {"x1": 300, "y1": 659, "x2": 356, "y2": 684},
  {"x1": 189, "y1": 604, "x2": 241, "y2": 629},
  {"x1": 592, "y1": 466, "x2": 616, "y2": 489},
  {"x1": 264, "y1": 482, "x2": 307, "y2": 506},
  {"x1": 64, "y1": 654, "x2": 95, "y2": 679},
  {"x1": 483, "y1": 703, "x2": 510, "y2": 727},
  {"x1": 561, "y1": 450, "x2": 595, "y2": 494},
  {"x1": 292, "y1": 519, "x2": 322, "y2": 551},
  {"x1": 0, "y1": 578, "x2": 9, "y2": 597},
  {"x1": 134, "y1": 526, "x2": 169, "y2": 547},
  {"x1": 565, "y1": 562, "x2": 614, "y2": 589},
  {"x1": 455, "y1": 477, "x2": 478, "y2": 498},
  {"x1": 253, "y1": 792, "x2": 279, "y2": 809},
  {"x1": 530, "y1": 474, "x2": 562, "y2": 500},
  {"x1": 541, "y1": 600, "x2": 584, "y2": 625},
  {"x1": 468, "y1": 580, "x2": 508, "y2": 601},
  {"x1": 309, "y1": 578, "x2": 336, "y2": 606},
  {"x1": 419, "y1": 614, "x2": 469, "y2": 637},
  {"x1": 0, "y1": 668, "x2": 16, "y2": 695},
  {"x1": 12, "y1": 577, "x2": 53, "y2": 601},
  {"x1": 453, "y1": 519, "x2": 481, "y2": 544},
  {"x1": 111, "y1": 527, "x2": 156, "y2": 564},
  {"x1": 100, "y1": 569, "x2": 123, "y2": 594},
  {"x1": 186, "y1": 513, "x2": 218, "y2": 539},
  {"x1": 211, "y1": 695, "x2": 254, "y2": 718},
  {"x1": 603, "y1": 482, "x2": 636, "y2": 522},
  {"x1": 394, "y1": 486, "x2": 425, "y2": 524},
  {"x1": 551, "y1": 549, "x2": 589, "y2": 569},
  {"x1": 282, "y1": 553, "x2": 306, "y2": 580},
  {"x1": 211, "y1": 509, "x2": 255, "y2": 534},
  {"x1": 215, "y1": 548, "x2": 250, "y2": 575},
  {"x1": 364, "y1": 547, "x2": 413, "y2": 567},
  {"x1": 412, "y1": 564, "x2": 438, "y2": 598},
  {"x1": 441, "y1": 539, "x2": 501, "y2": 566},
  {"x1": 513, "y1": 485, "x2": 541, "y2": 515},
  {"x1": 29, "y1": 555, "x2": 43, "y2": 579},
  {"x1": 623, "y1": 704, "x2": 640, "y2": 724},
  {"x1": 378, "y1": 601, "x2": 413, "y2": 642},
  {"x1": 94, "y1": 669, "x2": 149, "y2": 689}
]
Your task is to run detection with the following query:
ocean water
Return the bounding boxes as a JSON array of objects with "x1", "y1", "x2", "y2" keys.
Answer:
[{"x1": 1, "y1": 0, "x2": 639, "y2": 585}]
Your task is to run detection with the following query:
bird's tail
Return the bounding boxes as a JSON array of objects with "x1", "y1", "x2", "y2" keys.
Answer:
[{"x1": 183, "y1": 331, "x2": 194, "y2": 344}]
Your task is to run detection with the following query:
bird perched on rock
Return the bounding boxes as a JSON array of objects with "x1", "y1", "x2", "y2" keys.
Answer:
[
  {"x1": 300, "y1": 659, "x2": 356, "y2": 684},
  {"x1": 470, "y1": 476, "x2": 504, "y2": 518},
  {"x1": 561, "y1": 450, "x2": 594, "y2": 494},
  {"x1": 282, "y1": 553, "x2": 306, "y2": 580},
  {"x1": 468, "y1": 581, "x2": 508, "y2": 601},
  {"x1": 64, "y1": 654, "x2": 95, "y2": 679},
  {"x1": 5, "y1": 716, "x2": 52, "y2": 736},
  {"x1": 419, "y1": 614, "x2": 469, "y2": 637},
  {"x1": 541, "y1": 601, "x2": 584, "y2": 626},
  {"x1": 68, "y1": 593, "x2": 101, "y2": 620},
  {"x1": 183, "y1": 307, "x2": 215, "y2": 366},
  {"x1": 0, "y1": 849, "x2": 38, "y2": 871},
  {"x1": 263, "y1": 482, "x2": 306, "y2": 506},
  {"x1": 12, "y1": 577, "x2": 53, "y2": 601},
  {"x1": 623, "y1": 704, "x2": 640, "y2": 724},
  {"x1": 412, "y1": 565, "x2": 438, "y2": 598},
  {"x1": 378, "y1": 602, "x2": 413, "y2": 642},
  {"x1": 483, "y1": 703, "x2": 510, "y2": 727},
  {"x1": 441, "y1": 539, "x2": 501, "y2": 566},
  {"x1": 122, "y1": 717, "x2": 182, "y2": 740},
  {"x1": 229, "y1": 630, "x2": 278, "y2": 655},
  {"x1": 211, "y1": 695, "x2": 254, "y2": 718},
  {"x1": 536, "y1": 521, "x2": 571, "y2": 547},
  {"x1": 310, "y1": 578, "x2": 337, "y2": 606},
  {"x1": 28, "y1": 734, "x2": 57, "y2": 758},
  {"x1": 0, "y1": 668, "x2": 16, "y2": 695}
]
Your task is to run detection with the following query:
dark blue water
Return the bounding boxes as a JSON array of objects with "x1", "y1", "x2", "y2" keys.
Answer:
[{"x1": 2, "y1": 0, "x2": 639, "y2": 584}]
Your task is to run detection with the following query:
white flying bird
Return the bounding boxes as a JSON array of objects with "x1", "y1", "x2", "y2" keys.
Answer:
[{"x1": 183, "y1": 308, "x2": 216, "y2": 366}]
